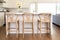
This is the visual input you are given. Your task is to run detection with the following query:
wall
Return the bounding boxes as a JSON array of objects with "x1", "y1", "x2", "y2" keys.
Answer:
[
  {"x1": 4, "y1": 0, "x2": 60, "y2": 8},
  {"x1": 37, "y1": 0, "x2": 60, "y2": 3},
  {"x1": 3, "y1": 0, "x2": 60, "y2": 13},
  {"x1": 3, "y1": 0, "x2": 18, "y2": 8}
]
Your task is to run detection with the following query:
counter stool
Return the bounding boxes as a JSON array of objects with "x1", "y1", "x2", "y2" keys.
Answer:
[
  {"x1": 6, "y1": 13, "x2": 19, "y2": 38},
  {"x1": 37, "y1": 13, "x2": 51, "y2": 37},
  {"x1": 22, "y1": 13, "x2": 34, "y2": 38}
]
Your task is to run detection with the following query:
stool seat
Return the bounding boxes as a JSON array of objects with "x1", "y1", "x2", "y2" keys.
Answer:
[{"x1": 38, "y1": 19, "x2": 50, "y2": 22}]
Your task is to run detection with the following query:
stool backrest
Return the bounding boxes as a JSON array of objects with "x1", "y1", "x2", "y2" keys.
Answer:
[
  {"x1": 6, "y1": 12, "x2": 18, "y2": 22},
  {"x1": 39, "y1": 13, "x2": 51, "y2": 22},
  {"x1": 23, "y1": 12, "x2": 33, "y2": 22}
]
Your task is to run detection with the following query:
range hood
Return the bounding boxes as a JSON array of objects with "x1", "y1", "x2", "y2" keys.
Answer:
[{"x1": 0, "y1": 0, "x2": 6, "y2": 3}]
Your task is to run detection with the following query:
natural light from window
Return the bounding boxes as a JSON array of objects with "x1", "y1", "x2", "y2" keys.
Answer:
[
  {"x1": 30, "y1": 3, "x2": 60, "y2": 15},
  {"x1": 37, "y1": 3, "x2": 56, "y2": 15}
]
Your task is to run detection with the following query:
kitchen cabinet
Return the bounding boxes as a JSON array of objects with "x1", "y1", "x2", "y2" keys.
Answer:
[
  {"x1": 53, "y1": 14, "x2": 60, "y2": 26},
  {"x1": 0, "y1": 12, "x2": 4, "y2": 27}
]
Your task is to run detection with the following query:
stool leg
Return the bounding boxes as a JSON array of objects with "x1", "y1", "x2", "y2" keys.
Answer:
[
  {"x1": 18, "y1": 22, "x2": 19, "y2": 38},
  {"x1": 6, "y1": 23, "x2": 8, "y2": 38},
  {"x1": 37, "y1": 21, "x2": 40, "y2": 40},
  {"x1": 40, "y1": 22, "x2": 42, "y2": 39},
  {"x1": 37, "y1": 21, "x2": 40, "y2": 37},
  {"x1": 47, "y1": 22, "x2": 50, "y2": 34},
  {"x1": 49, "y1": 23, "x2": 51, "y2": 34},
  {"x1": 6, "y1": 24, "x2": 7, "y2": 38},
  {"x1": 37, "y1": 22, "x2": 38, "y2": 36},
  {"x1": 48, "y1": 23, "x2": 49, "y2": 34},
  {"x1": 16, "y1": 22, "x2": 19, "y2": 38},
  {"x1": 22, "y1": 21, "x2": 24, "y2": 38},
  {"x1": 6, "y1": 28, "x2": 8, "y2": 38},
  {"x1": 32, "y1": 22, "x2": 34, "y2": 38}
]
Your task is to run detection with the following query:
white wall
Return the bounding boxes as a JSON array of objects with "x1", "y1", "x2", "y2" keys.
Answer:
[
  {"x1": 37, "y1": 0, "x2": 59, "y2": 3},
  {"x1": 3, "y1": 0, "x2": 60, "y2": 13},
  {"x1": 4, "y1": 0, "x2": 60, "y2": 8},
  {"x1": 3, "y1": 0, "x2": 18, "y2": 8}
]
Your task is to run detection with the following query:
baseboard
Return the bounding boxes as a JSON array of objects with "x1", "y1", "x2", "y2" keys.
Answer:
[{"x1": 53, "y1": 23, "x2": 60, "y2": 27}]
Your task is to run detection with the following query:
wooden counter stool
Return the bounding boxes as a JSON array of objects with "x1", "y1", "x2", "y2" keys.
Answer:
[
  {"x1": 6, "y1": 13, "x2": 19, "y2": 38},
  {"x1": 22, "y1": 13, "x2": 34, "y2": 38},
  {"x1": 37, "y1": 13, "x2": 51, "y2": 37}
]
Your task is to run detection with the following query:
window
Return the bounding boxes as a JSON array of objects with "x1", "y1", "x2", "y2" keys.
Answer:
[
  {"x1": 30, "y1": 3, "x2": 60, "y2": 15},
  {"x1": 57, "y1": 3, "x2": 60, "y2": 14},
  {"x1": 30, "y1": 3, "x2": 35, "y2": 13},
  {"x1": 37, "y1": 3, "x2": 56, "y2": 15},
  {"x1": 30, "y1": 3, "x2": 56, "y2": 15}
]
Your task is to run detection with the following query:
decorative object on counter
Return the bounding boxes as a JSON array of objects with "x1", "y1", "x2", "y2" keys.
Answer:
[
  {"x1": 17, "y1": 1, "x2": 22, "y2": 12},
  {"x1": 17, "y1": 1, "x2": 22, "y2": 8},
  {"x1": 17, "y1": 4, "x2": 21, "y2": 8}
]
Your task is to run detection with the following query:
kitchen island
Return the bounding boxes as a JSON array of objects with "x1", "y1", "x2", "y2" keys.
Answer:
[{"x1": 6, "y1": 12, "x2": 52, "y2": 34}]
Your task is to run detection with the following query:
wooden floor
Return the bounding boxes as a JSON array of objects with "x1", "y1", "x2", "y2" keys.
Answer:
[{"x1": 0, "y1": 24, "x2": 60, "y2": 40}]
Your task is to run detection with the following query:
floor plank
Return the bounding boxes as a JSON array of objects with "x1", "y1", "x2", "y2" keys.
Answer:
[{"x1": 0, "y1": 24, "x2": 60, "y2": 40}]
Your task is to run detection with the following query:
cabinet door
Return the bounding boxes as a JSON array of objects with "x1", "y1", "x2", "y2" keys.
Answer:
[{"x1": 0, "y1": 12, "x2": 4, "y2": 27}]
